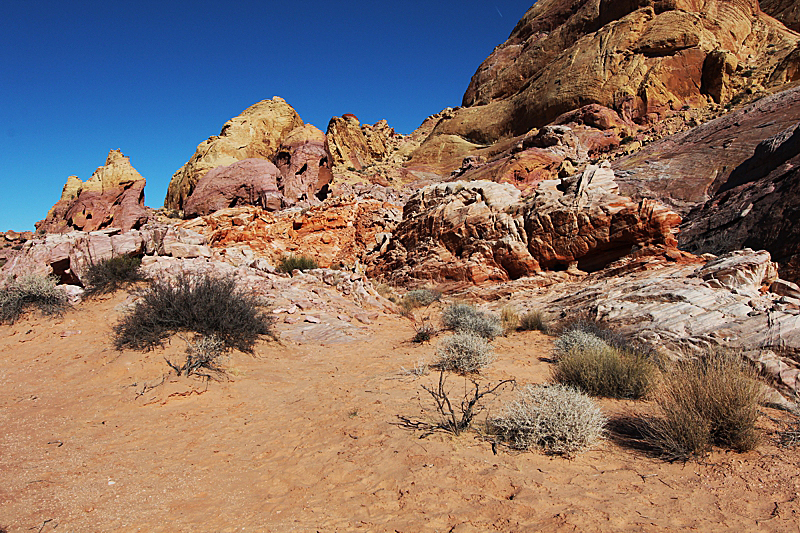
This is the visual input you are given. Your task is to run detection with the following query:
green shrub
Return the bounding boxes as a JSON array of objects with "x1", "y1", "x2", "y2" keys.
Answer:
[
  {"x1": 114, "y1": 272, "x2": 275, "y2": 352},
  {"x1": 84, "y1": 255, "x2": 145, "y2": 295},
  {"x1": 490, "y1": 384, "x2": 606, "y2": 456},
  {"x1": 644, "y1": 350, "x2": 764, "y2": 460},
  {"x1": 0, "y1": 274, "x2": 70, "y2": 324},
  {"x1": 435, "y1": 332, "x2": 495, "y2": 374},
  {"x1": 519, "y1": 310, "x2": 550, "y2": 333},
  {"x1": 277, "y1": 255, "x2": 318, "y2": 274},
  {"x1": 441, "y1": 303, "x2": 502, "y2": 340},
  {"x1": 552, "y1": 341, "x2": 657, "y2": 399}
]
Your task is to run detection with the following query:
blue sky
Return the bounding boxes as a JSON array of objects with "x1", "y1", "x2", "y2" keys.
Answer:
[{"x1": 0, "y1": 1, "x2": 533, "y2": 232}]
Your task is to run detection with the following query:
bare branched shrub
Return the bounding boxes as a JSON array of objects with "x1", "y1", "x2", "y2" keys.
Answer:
[
  {"x1": 277, "y1": 255, "x2": 318, "y2": 274},
  {"x1": 436, "y1": 332, "x2": 495, "y2": 374},
  {"x1": 644, "y1": 350, "x2": 764, "y2": 460},
  {"x1": 422, "y1": 369, "x2": 514, "y2": 435},
  {"x1": 490, "y1": 383, "x2": 606, "y2": 456},
  {"x1": 0, "y1": 274, "x2": 70, "y2": 324},
  {"x1": 114, "y1": 272, "x2": 275, "y2": 352},
  {"x1": 519, "y1": 310, "x2": 550, "y2": 333},
  {"x1": 553, "y1": 335, "x2": 657, "y2": 399},
  {"x1": 166, "y1": 334, "x2": 227, "y2": 378},
  {"x1": 441, "y1": 303, "x2": 502, "y2": 340},
  {"x1": 84, "y1": 255, "x2": 146, "y2": 295},
  {"x1": 412, "y1": 320, "x2": 436, "y2": 343}
]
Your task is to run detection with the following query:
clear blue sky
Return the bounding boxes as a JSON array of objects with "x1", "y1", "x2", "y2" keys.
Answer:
[{"x1": 0, "y1": 1, "x2": 533, "y2": 232}]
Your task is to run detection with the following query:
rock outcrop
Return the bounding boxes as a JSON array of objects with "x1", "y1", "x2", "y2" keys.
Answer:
[
  {"x1": 415, "y1": 0, "x2": 800, "y2": 172},
  {"x1": 36, "y1": 150, "x2": 149, "y2": 234},
  {"x1": 183, "y1": 159, "x2": 283, "y2": 217},
  {"x1": 614, "y1": 85, "x2": 800, "y2": 214},
  {"x1": 680, "y1": 121, "x2": 800, "y2": 282},
  {"x1": 761, "y1": 0, "x2": 800, "y2": 32},
  {"x1": 165, "y1": 97, "x2": 305, "y2": 211},
  {"x1": 368, "y1": 165, "x2": 682, "y2": 285},
  {"x1": 325, "y1": 114, "x2": 394, "y2": 170},
  {"x1": 275, "y1": 124, "x2": 333, "y2": 205}
]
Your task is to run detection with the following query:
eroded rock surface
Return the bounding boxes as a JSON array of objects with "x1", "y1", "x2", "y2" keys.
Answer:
[
  {"x1": 368, "y1": 166, "x2": 682, "y2": 285},
  {"x1": 36, "y1": 150, "x2": 149, "y2": 234},
  {"x1": 165, "y1": 97, "x2": 305, "y2": 211}
]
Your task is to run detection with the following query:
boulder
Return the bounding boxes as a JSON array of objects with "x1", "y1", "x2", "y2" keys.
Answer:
[
  {"x1": 36, "y1": 150, "x2": 149, "y2": 233},
  {"x1": 165, "y1": 97, "x2": 304, "y2": 211}
]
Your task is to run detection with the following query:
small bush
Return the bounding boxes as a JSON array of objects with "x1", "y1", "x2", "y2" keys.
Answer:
[
  {"x1": 557, "y1": 317, "x2": 655, "y2": 358},
  {"x1": 644, "y1": 350, "x2": 764, "y2": 460},
  {"x1": 552, "y1": 342, "x2": 657, "y2": 399},
  {"x1": 441, "y1": 303, "x2": 502, "y2": 340},
  {"x1": 0, "y1": 274, "x2": 70, "y2": 324},
  {"x1": 519, "y1": 310, "x2": 550, "y2": 333},
  {"x1": 84, "y1": 255, "x2": 146, "y2": 295},
  {"x1": 114, "y1": 272, "x2": 275, "y2": 352},
  {"x1": 167, "y1": 334, "x2": 227, "y2": 377},
  {"x1": 412, "y1": 321, "x2": 436, "y2": 343},
  {"x1": 277, "y1": 255, "x2": 318, "y2": 274},
  {"x1": 435, "y1": 332, "x2": 495, "y2": 374},
  {"x1": 490, "y1": 384, "x2": 606, "y2": 455},
  {"x1": 500, "y1": 307, "x2": 520, "y2": 335},
  {"x1": 402, "y1": 288, "x2": 441, "y2": 310},
  {"x1": 553, "y1": 330, "x2": 610, "y2": 360}
]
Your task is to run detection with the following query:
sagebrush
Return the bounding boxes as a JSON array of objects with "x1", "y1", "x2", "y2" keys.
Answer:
[
  {"x1": 441, "y1": 303, "x2": 502, "y2": 339},
  {"x1": 644, "y1": 350, "x2": 764, "y2": 460},
  {"x1": 435, "y1": 332, "x2": 495, "y2": 374},
  {"x1": 114, "y1": 272, "x2": 275, "y2": 352},
  {"x1": 84, "y1": 255, "x2": 146, "y2": 294},
  {"x1": 0, "y1": 274, "x2": 70, "y2": 324},
  {"x1": 490, "y1": 383, "x2": 606, "y2": 455}
]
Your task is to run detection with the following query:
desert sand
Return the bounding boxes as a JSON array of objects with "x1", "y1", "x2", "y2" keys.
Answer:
[{"x1": 2, "y1": 293, "x2": 799, "y2": 532}]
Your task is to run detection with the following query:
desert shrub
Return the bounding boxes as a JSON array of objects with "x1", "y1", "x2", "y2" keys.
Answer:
[
  {"x1": 412, "y1": 321, "x2": 436, "y2": 343},
  {"x1": 84, "y1": 255, "x2": 146, "y2": 294},
  {"x1": 500, "y1": 307, "x2": 520, "y2": 335},
  {"x1": 277, "y1": 255, "x2": 318, "y2": 274},
  {"x1": 167, "y1": 334, "x2": 227, "y2": 377},
  {"x1": 552, "y1": 342, "x2": 657, "y2": 399},
  {"x1": 490, "y1": 383, "x2": 606, "y2": 455},
  {"x1": 0, "y1": 274, "x2": 70, "y2": 324},
  {"x1": 435, "y1": 332, "x2": 495, "y2": 374},
  {"x1": 557, "y1": 317, "x2": 656, "y2": 358},
  {"x1": 644, "y1": 350, "x2": 764, "y2": 460},
  {"x1": 519, "y1": 310, "x2": 550, "y2": 333},
  {"x1": 402, "y1": 288, "x2": 441, "y2": 310},
  {"x1": 113, "y1": 272, "x2": 275, "y2": 352},
  {"x1": 553, "y1": 330, "x2": 610, "y2": 360},
  {"x1": 441, "y1": 303, "x2": 502, "y2": 340}
]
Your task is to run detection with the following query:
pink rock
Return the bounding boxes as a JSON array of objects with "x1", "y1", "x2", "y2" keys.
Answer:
[{"x1": 184, "y1": 159, "x2": 283, "y2": 217}]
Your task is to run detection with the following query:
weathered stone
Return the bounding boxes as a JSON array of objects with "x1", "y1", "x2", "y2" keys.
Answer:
[
  {"x1": 36, "y1": 150, "x2": 149, "y2": 234},
  {"x1": 326, "y1": 114, "x2": 392, "y2": 170},
  {"x1": 184, "y1": 159, "x2": 283, "y2": 217},
  {"x1": 276, "y1": 124, "x2": 333, "y2": 206},
  {"x1": 165, "y1": 97, "x2": 304, "y2": 210}
]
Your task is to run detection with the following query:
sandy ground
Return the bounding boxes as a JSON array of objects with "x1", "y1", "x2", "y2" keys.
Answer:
[{"x1": 2, "y1": 292, "x2": 800, "y2": 532}]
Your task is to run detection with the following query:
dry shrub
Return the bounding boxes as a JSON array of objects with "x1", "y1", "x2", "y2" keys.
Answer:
[
  {"x1": 277, "y1": 255, "x2": 318, "y2": 274},
  {"x1": 552, "y1": 331, "x2": 657, "y2": 399},
  {"x1": 441, "y1": 303, "x2": 502, "y2": 340},
  {"x1": 84, "y1": 255, "x2": 146, "y2": 295},
  {"x1": 0, "y1": 274, "x2": 70, "y2": 324},
  {"x1": 167, "y1": 334, "x2": 227, "y2": 378},
  {"x1": 490, "y1": 384, "x2": 606, "y2": 456},
  {"x1": 645, "y1": 350, "x2": 764, "y2": 460},
  {"x1": 114, "y1": 272, "x2": 275, "y2": 352},
  {"x1": 557, "y1": 316, "x2": 656, "y2": 358},
  {"x1": 436, "y1": 332, "x2": 495, "y2": 374},
  {"x1": 412, "y1": 321, "x2": 436, "y2": 343},
  {"x1": 501, "y1": 307, "x2": 520, "y2": 335},
  {"x1": 519, "y1": 310, "x2": 550, "y2": 333}
]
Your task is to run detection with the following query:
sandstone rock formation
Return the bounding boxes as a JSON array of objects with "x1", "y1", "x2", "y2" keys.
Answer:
[
  {"x1": 165, "y1": 97, "x2": 305, "y2": 211},
  {"x1": 183, "y1": 159, "x2": 283, "y2": 217},
  {"x1": 36, "y1": 150, "x2": 149, "y2": 234},
  {"x1": 761, "y1": 0, "x2": 800, "y2": 32},
  {"x1": 415, "y1": 0, "x2": 800, "y2": 174},
  {"x1": 474, "y1": 249, "x2": 800, "y2": 398},
  {"x1": 275, "y1": 124, "x2": 333, "y2": 205},
  {"x1": 680, "y1": 121, "x2": 800, "y2": 281},
  {"x1": 614, "y1": 85, "x2": 800, "y2": 214},
  {"x1": 368, "y1": 165, "x2": 682, "y2": 285},
  {"x1": 325, "y1": 114, "x2": 393, "y2": 170}
]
